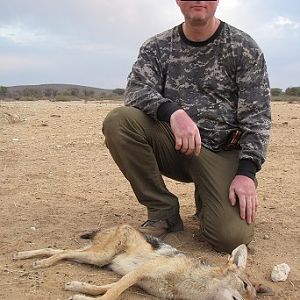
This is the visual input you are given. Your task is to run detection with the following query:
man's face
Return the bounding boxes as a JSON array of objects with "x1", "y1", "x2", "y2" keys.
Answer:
[{"x1": 176, "y1": 0, "x2": 219, "y2": 25}]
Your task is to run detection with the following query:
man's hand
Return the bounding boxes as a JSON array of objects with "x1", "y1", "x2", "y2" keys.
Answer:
[
  {"x1": 170, "y1": 109, "x2": 201, "y2": 156},
  {"x1": 229, "y1": 175, "x2": 258, "y2": 224}
]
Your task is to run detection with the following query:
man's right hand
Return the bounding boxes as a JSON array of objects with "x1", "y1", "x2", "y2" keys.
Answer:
[{"x1": 170, "y1": 109, "x2": 201, "y2": 156}]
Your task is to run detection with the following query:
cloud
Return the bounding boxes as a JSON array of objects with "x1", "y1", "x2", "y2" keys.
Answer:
[
  {"x1": 0, "y1": 0, "x2": 299, "y2": 88},
  {"x1": 265, "y1": 16, "x2": 300, "y2": 39},
  {"x1": 0, "y1": 24, "x2": 41, "y2": 44},
  {"x1": 0, "y1": 54, "x2": 50, "y2": 71},
  {"x1": 275, "y1": 16, "x2": 300, "y2": 29}
]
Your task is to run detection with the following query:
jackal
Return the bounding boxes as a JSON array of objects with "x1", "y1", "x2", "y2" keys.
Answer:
[{"x1": 13, "y1": 224, "x2": 271, "y2": 300}]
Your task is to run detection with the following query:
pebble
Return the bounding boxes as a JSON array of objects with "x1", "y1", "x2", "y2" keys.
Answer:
[{"x1": 271, "y1": 263, "x2": 291, "y2": 282}]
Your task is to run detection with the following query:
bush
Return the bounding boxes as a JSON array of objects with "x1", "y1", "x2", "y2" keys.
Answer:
[
  {"x1": 52, "y1": 95, "x2": 81, "y2": 102},
  {"x1": 285, "y1": 87, "x2": 300, "y2": 96},
  {"x1": 0, "y1": 86, "x2": 8, "y2": 97},
  {"x1": 271, "y1": 88, "x2": 283, "y2": 96},
  {"x1": 19, "y1": 96, "x2": 37, "y2": 101},
  {"x1": 112, "y1": 88, "x2": 125, "y2": 95}
]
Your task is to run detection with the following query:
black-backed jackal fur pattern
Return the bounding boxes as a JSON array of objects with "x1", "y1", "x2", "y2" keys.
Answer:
[{"x1": 13, "y1": 224, "x2": 270, "y2": 300}]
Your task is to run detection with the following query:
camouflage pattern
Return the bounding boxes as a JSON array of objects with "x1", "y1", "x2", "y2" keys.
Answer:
[{"x1": 124, "y1": 22, "x2": 271, "y2": 170}]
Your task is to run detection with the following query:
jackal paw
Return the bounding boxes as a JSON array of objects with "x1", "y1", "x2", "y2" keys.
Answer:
[
  {"x1": 32, "y1": 260, "x2": 45, "y2": 269},
  {"x1": 68, "y1": 295, "x2": 93, "y2": 300},
  {"x1": 65, "y1": 281, "x2": 85, "y2": 291},
  {"x1": 12, "y1": 252, "x2": 22, "y2": 260},
  {"x1": 13, "y1": 251, "x2": 31, "y2": 260},
  {"x1": 68, "y1": 296, "x2": 80, "y2": 300}
]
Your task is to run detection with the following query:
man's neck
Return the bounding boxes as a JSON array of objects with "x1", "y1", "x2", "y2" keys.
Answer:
[{"x1": 182, "y1": 17, "x2": 220, "y2": 42}]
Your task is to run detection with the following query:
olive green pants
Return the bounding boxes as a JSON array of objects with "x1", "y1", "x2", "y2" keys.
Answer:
[{"x1": 102, "y1": 106, "x2": 254, "y2": 252}]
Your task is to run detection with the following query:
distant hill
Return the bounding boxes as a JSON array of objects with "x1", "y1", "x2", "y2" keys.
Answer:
[
  {"x1": 0, "y1": 84, "x2": 125, "y2": 101},
  {"x1": 7, "y1": 84, "x2": 114, "y2": 95}
]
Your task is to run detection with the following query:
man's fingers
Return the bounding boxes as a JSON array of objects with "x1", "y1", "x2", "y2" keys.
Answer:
[
  {"x1": 246, "y1": 197, "x2": 253, "y2": 224},
  {"x1": 239, "y1": 195, "x2": 246, "y2": 221},
  {"x1": 175, "y1": 137, "x2": 182, "y2": 151},
  {"x1": 180, "y1": 137, "x2": 189, "y2": 153},
  {"x1": 255, "y1": 195, "x2": 259, "y2": 212},
  {"x1": 252, "y1": 195, "x2": 258, "y2": 222},
  {"x1": 185, "y1": 135, "x2": 196, "y2": 155},
  {"x1": 177, "y1": 134, "x2": 201, "y2": 156},
  {"x1": 194, "y1": 132, "x2": 201, "y2": 156},
  {"x1": 229, "y1": 189, "x2": 237, "y2": 206}
]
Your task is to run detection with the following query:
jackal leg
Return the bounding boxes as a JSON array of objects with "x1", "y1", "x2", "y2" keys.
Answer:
[
  {"x1": 65, "y1": 281, "x2": 116, "y2": 296},
  {"x1": 68, "y1": 256, "x2": 171, "y2": 300},
  {"x1": 13, "y1": 248, "x2": 65, "y2": 260},
  {"x1": 13, "y1": 224, "x2": 147, "y2": 269}
]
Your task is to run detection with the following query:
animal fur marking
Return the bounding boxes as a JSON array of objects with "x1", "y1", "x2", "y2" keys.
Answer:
[{"x1": 13, "y1": 224, "x2": 260, "y2": 300}]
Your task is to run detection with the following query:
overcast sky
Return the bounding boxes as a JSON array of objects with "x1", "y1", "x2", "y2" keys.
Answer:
[{"x1": 0, "y1": 0, "x2": 299, "y2": 90}]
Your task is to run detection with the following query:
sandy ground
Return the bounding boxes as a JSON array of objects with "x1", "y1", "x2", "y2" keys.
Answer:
[{"x1": 0, "y1": 100, "x2": 299, "y2": 300}]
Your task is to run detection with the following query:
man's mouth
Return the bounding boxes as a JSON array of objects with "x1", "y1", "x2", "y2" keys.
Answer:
[{"x1": 191, "y1": 5, "x2": 206, "y2": 9}]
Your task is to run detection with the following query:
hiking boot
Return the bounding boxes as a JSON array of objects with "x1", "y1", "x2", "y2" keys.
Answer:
[{"x1": 139, "y1": 215, "x2": 184, "y2": 239}]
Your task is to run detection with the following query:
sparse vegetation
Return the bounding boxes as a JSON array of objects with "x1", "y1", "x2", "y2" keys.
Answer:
[
  {"x1": 0, "y1": 84, "x2": 124, "y2": 101},
  {"x1": 0, "y1": 86, "x2": 8, "y2": 97},
  {"x1": 112, "y1": 88, "x2": 125, "y2": 96},
  {"x1": 285, "y1": 86, "x2": 300, "y2": 97},
  {"x1": 271, "y1": 88, "x2": 283, "y2": 97},
  {"x1": 270, "y1": 86, "x2": 300, "y2": 101},
  {"x1": 1, "y1": 84, "x2": 300, "y2": 102}
]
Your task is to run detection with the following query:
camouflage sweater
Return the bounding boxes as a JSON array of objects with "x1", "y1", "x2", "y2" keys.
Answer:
[{"x1": 125, "y1": 21, "x2": 271, "y2": 178}]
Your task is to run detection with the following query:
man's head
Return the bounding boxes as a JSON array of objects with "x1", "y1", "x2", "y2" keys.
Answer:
[{"x1": 176, "y1": 0, "x2": 219, "y2": 26}]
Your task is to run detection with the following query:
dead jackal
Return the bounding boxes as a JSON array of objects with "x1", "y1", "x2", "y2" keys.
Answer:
[{"x1": 13, "y1": 224, "x2": 269, "y2": 300}]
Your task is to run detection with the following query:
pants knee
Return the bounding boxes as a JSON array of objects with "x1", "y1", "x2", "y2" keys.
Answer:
[
  {"x1": 102, "y1": 106, "x2": 128, "y2": 136},
  {"x1": 202, "y1": 220, "x2": 254, "y2": 253},
  {"x1": 102, "y1": 106, "x2": 138, "y2": 150}
]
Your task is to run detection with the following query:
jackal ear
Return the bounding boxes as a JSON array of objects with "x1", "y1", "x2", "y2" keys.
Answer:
[{"x1": 228, "y1": 244, "x2": 248, "y2": 269}]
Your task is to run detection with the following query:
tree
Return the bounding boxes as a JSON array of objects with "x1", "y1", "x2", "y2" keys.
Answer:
[
  {"x1": 44, "y1": 88, "x2": 53, "y2": 98},
  {"x1": 285, "y1": 87, "x2": 300, "y2": 96},
  {"x1": 83, "y1": 89, "x2": 95, "y2": 97},
  {"x1": 44, "y1": 88, "x2": 58, "y2": 98},
  {"x1": 70, "y1": 88, "x2": 80, "y2": 97},
  {"x1": 112, "y1": 88, "x2": 125, "y2": 96},
  {"x1": 271, "y1": 88, "x2": 283, "y2": 96},
  {"x1": 0, "y1": 86, "x2": 8, "y2": 97}
]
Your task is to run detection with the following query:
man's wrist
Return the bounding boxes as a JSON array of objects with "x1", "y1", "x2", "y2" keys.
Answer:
[
  {"x1": 157, "y1": 102, "x2": 182, "y2": 122},
  {"x1": 236, "y1": 159, "x2": 257, "y2": 181}
]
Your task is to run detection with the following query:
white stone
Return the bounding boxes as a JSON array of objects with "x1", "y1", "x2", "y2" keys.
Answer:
[{"x1": 271, "y1": 263, "x2": 290, "y2": 282}]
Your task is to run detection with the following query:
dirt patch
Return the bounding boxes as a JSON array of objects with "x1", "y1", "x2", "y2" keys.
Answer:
[{"x1": 0, "y1": 100, "x2": 299, "y2": 299}]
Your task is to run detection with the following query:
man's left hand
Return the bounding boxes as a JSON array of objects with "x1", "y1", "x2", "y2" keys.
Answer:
[{"x1": 229, "y1": 175, "x2": 258, "y2": 224}]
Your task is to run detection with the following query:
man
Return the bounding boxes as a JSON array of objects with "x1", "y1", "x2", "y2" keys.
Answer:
[{"x1": 102, "y1": 0, "x2": 271, "y2": 252}]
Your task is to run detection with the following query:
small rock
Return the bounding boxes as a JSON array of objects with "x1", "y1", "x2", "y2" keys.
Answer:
[
  {"x1": 271, "y1": 263, "x2": 290, "y2": 282},
  {"x1": 19, "y1": 271, "x2": 29, "y2": 277},
  {"x1": 263, "y1": 234, "x2": 270, "y2": 240}
]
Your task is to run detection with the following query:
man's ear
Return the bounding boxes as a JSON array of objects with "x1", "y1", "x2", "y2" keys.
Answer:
[{"x1": 228, "y1": 244, "x2": 248, "y2": 269}]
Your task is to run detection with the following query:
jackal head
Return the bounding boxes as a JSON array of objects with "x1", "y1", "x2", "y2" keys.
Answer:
[{"x1": 212, "y1": 244, "x2": 273, "y2": 300}]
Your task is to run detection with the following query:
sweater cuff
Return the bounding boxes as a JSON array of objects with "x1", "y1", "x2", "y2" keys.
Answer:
[
  {"x1": 157, "y1": 102, "x2": 182, "y2": 122},
  {"x1": 236, "y1": 159, "x2": 258, "y2": 181}
]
